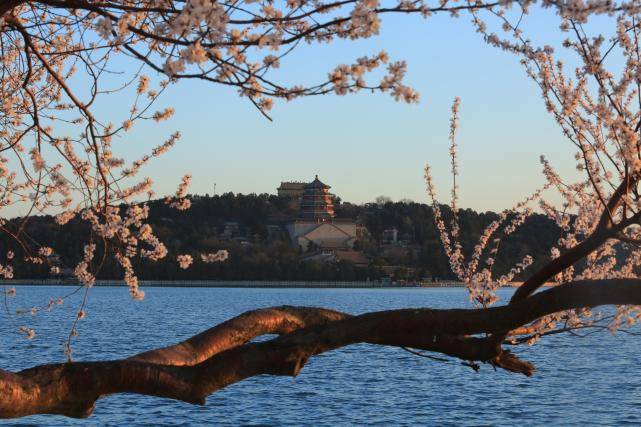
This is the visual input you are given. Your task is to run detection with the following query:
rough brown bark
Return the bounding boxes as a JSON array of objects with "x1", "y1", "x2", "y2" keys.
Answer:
[
  {"x1": 1, "y1": 279, "x2": 640, "y2": 419},
  {"x1": 130, "y1": 306, "x2": 350, "y2": 366}
]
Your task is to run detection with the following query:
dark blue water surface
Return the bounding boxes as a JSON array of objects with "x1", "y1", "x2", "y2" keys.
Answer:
[{"x1": 1, "y1": 286, "x2": 641, "y2": 426}]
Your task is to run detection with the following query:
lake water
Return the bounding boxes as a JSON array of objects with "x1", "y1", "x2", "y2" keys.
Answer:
[{"x1": 1, "y1": 286, "x2": 640, "y2": 426}]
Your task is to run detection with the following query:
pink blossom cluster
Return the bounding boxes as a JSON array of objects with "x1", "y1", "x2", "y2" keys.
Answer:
[{"x1": 426, "y1": 98, "x2": 541, "y2": 308}]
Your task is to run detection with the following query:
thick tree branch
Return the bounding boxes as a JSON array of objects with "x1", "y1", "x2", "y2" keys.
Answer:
[
  {"x1": 0, "y1": 1, "x2": 25, "y2": 18},
  {"x1": 510, "y1": 211, "x2": 640, "y2": 303},
  {"x1": 1, "y1": 279, "x2": 640, "y2": 419},
  {"x1": 130, "y1": 306, "x2": 350, "y2": 366}
]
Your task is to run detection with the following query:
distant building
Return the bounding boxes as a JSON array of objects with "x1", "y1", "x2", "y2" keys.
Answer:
[
  {"x1": 299, "y1": 248, "x2": 369, "y2": 268},
  {"x1": 334, "y1": 249, "x2": 369, "y2": 267},
  {"x1": 285, "y1": 175, "x2": 366, "y2": 253},
  {"x1": 382, "y1": 227, "x2": 398, "y2": 244},
  {"x1": 288, "y1": 220, "x2": 366, "y2": 252},
  {"x1": 277, "y1": 181, "x2": 306, "y2": 199},
  {"x1": 299, "y1": 175, "x2": 335, "y2": 220},
  {"x1": 222, "y1": 221, "x2": 241, "y2": 239}
]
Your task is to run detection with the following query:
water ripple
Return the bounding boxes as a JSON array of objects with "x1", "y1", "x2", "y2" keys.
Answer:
[{"x1": 1, "y1": 286, "x2": 639, "y2": 426}]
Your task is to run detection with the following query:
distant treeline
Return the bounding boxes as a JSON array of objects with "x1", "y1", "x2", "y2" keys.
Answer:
[{"x1": 0, "y1": 193, "x2": 561, "y2": 281}]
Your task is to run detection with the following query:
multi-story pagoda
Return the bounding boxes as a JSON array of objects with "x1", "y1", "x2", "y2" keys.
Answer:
[
  {"x1": 298, "y1": 175, "x2": 335, "y2": 221},
  {"x1": 282, "y1": 175, "x2": 366, "y2": 253}
]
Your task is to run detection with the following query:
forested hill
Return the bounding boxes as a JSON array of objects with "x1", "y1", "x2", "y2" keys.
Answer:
[{"x1": 1, "y1": 193, "x2": 562, "y2": 281}]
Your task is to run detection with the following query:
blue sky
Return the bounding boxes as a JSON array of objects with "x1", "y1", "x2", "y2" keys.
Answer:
[{"x1": 81, "y1": 9, "x2": 616, "y2": 213}]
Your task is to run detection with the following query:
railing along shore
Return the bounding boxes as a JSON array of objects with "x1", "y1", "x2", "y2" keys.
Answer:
[{"x1": 0, "y1": 279, "x2": 477, "y2": 288}]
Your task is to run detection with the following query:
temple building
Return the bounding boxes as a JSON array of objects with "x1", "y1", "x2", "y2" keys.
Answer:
[
  {"x1": 285, "y1": 175, "x2": 366, "y2": 252},
  {"x1": 277, "y1": 181, "x2": 306, "y2": 199},
  {"x1": 299, "y1": 175, "x2": 335, "y2": 220}
]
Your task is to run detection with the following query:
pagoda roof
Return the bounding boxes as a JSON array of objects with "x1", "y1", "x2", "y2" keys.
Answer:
[{"x1": 304, "y1": 175, "x2": 330, "y2": 190}]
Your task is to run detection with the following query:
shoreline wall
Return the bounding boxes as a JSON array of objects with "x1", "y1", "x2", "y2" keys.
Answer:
[{"x1": 0, "y1": 279, "x2": 471, "y2": 288}]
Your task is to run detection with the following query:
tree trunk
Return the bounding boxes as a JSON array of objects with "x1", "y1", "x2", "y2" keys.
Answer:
[{"x1": 1, "y1": 279, "x2": 640, "y2": 419}]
